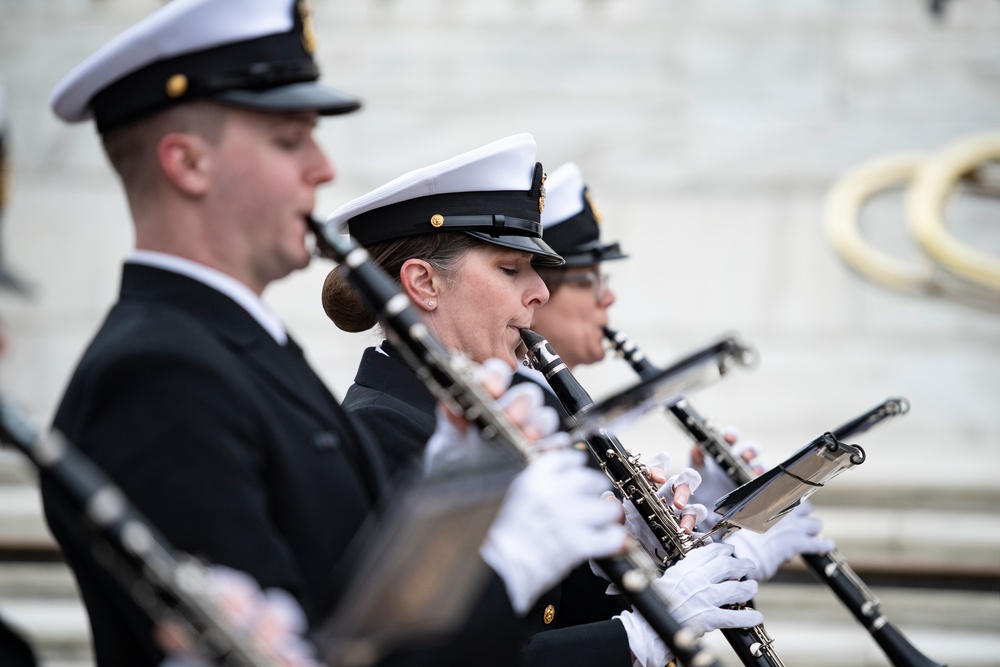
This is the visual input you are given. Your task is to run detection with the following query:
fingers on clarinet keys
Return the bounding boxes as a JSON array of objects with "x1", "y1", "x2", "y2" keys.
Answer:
[
  {"x1": 687, "y1": 449, "x2": 739, "y2": 513},
  {"x1": 663, "y1": 468, "x2": 707, "y2": 534},
  {"x1": 495, "y1": 380, "x2": 565, "y2": 448},
  {"x1": 424, "y1": 405, "x2": 498, "y2": 475},
  {"x1": 645, "y1": 453, "x2": 706, "y2": 535},
  {"x1": 726, "y1": 504, "x2": 837, "y2": 582},
  {"x1": 618, "y1": 493, "x2": 709, "y2": 563},
  {"x1": 156, "y1": 565, "x2": 320, "y2": 667},
  {"x1": 476, "y1": 357, "x2": 515, "y2": 398},
  {"x1": 423, "y1": 359, "x2": 565, "y2": 474},
  {"x1": 481, "y1": 448, "x2": 625, "y2": 614},
  {"x1": 687, "y1": 429, "x2": 766, "y2": 512},
  {"x1": 729, "y1": 436, "x2": 767, "y2": 476}
]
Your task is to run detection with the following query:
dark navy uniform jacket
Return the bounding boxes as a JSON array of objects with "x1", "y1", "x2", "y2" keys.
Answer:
[
  {"x1": 41, "y1": 265, "x2": 521, "y2": 667},
  {"x1": 342, "y1": 342, "x2": 632, "y2": 667},
  {"x1": 0, "y1": 616, "x2": 36, "y2": 667}
]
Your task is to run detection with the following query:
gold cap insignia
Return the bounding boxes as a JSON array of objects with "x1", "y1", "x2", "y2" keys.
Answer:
[
  {"x1": 543, "y1": 604, "x2": 555, "y2": 624},
  {"x1": 585, "y1": 191, "x2": 603, "y2": 224},
  {"x1": 539, "y1": 172, "x2": 547, "y2": 213},
  {"x1": 299, "y1": 1, "x2": 317, "y2": 55},
  {"x1": 165, "y1": 74, "x2": 188, "y2": 99},
  {"x1": 430, "y1": 214, "x2": 445, "y2": 228},
  {"x1": 0, "y1": 148, "x2": 9, "y2": 211}
]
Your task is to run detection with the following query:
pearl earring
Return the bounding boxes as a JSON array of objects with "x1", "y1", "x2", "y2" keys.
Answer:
[{"x1": 427, "y1": 300, "x2": 435, "y2": 307}]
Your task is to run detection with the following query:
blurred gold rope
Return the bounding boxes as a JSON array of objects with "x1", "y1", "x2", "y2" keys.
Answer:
[{"x1": 824, "y1": 131, "x2": 1000, "y2": 312}]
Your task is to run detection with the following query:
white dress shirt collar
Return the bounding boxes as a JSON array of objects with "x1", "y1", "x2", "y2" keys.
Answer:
[{"x1": 126, "y1": 250, "x2": 288, "y2": 345}]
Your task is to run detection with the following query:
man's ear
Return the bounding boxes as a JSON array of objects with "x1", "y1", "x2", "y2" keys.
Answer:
[
  {"x1": 400, "y1": 258, "x2": 441, "y2": 312},
  {"x1": 157, "y1": 132, "x2": 211, "y2": 196}
]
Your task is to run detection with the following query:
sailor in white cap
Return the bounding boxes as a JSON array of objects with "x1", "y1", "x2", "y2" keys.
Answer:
[
  {"x1": 50, "y1": 0, "x2": 360, "y2": 133},
  {"x1": 322, "y1": 137, "x2": 658, "y2": 667},
  {"x1": 324, "y1": 133, "x2": 561, "y2": 379},
  {"x1": 332, "y1": 132, "x2": 563, "y2": 270},
  {"x1": 526, "y1": 163, "x2": 838, "y2": 666},
  {"x1": 530, "y1": 162, "x2": 627, "y2": 370},
  {"x1": 322, "y1": 136, "x2": 578, "y2": 549},
  {"x1": 41, "y1": 4, "x2": 576, "y2": 667}
]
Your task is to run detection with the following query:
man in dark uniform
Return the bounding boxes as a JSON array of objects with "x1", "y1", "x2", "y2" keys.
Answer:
[
  {"x1": 0, "y1": 619, "x2": 36, "y2": 667},
  {"x1": 39, "y1": 2, "x2": 625, "y2": 665}
]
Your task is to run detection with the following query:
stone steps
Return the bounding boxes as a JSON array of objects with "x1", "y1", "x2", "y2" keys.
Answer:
[
  {"x1": 0, "y1": 565, "x2": 90, "y2": 667},
  {"x1": 2, "y1": 567, "x2": 996, "y2": 666},
  {"x1": 702, "y1": 584, "x2": 1000, "y2": 667},
  {"x1": 1, "y1": 455, "x2": 996, "y2": 666}
]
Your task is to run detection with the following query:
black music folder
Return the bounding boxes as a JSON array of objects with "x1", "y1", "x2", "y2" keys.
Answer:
[
  {"x1": 311, "y1": 462, "x2": 518, "y2": 667},
  {"x1": 712, "y1": 433, "x2": 866, "y2": 534}
]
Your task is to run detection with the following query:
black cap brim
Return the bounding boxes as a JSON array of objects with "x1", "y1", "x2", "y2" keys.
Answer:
[
  {"x1": 465, "y1": 232, "x2": 565, "y2": 267},
  {"x1": 556, "y1": 241, "x2": 628, "y2": 268},
  {"x1": 212, "y1": 81, "x2": 361, "y2": 116}
]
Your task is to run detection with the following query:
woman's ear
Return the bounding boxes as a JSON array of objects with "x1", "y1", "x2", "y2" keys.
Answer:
[
  {"x1": 157, "y1": 132, "x2": 211, "y2": 196},
  {"x1": 399, "y1": 258, "x2": 440, "y2": 312}
]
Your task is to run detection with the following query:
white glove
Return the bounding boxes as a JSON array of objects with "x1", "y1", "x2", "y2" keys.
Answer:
[
  {"x1": 157, "y1": 566, "x2": 320, "y2": 667},
  {"x1": 614, "y1": 542, "x2": 764, "y2": 667},
  {"x1": 481, "y1": 448, "x2": 625, "y2": 614},
  {"x1": 424, "y1": 359, "x2": 567, "y2": 475},
  {"x1": 725, "y1": 501, "x2": 836, "y2": 582}
]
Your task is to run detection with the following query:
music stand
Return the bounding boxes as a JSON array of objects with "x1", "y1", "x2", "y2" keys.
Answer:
[
  {"x1": 311, "y1": 462, "x2": 518, "y2": 667},
  {"x1": 712, "y1": 433, "x2": 866, "y2": 535}
]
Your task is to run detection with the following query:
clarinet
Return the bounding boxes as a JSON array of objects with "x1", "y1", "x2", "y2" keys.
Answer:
[
  {"x1": 605, "y1": 327, "x2": 946, "y2": 667},
  {"x1": 520, "y1": 328, "x2": 786, "y2": 667},
  {"x1": 306, "y1": 218, "x2": 725, "y2": 667},
  {"x1": 0, "y1": 399, "x2": 282, "y2": 667}
]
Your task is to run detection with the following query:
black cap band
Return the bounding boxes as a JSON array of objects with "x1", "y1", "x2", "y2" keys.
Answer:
[
  {"x1": 92, "y1": 32, "x2": 315, "y2": 132},
  {"x1": 544, "y1": 186, "x2": 628, "y2": 267},
  {"x1": 88, "y1": 1, "x2": 359, "y2": 132},
  {"x1": 348, "y1": 162, "x2": 548, "y2": 245},
  {"x1": 347, "y1": 191, "x2": 543, "y2": 245},
  {"x1": 343, "y1": 160, "x2": 563, "y2": 265}
]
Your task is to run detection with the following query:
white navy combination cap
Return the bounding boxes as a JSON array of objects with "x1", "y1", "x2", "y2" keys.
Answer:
[
  {"x1": 50, "y1": 0, "x2": 360, "y2": 134},
  {"x1": 539, "y1": 162, "x2": 627, "y2": 268},
  {"x1": 326, "y1": 133, "x2": 564, "y2": 266}
]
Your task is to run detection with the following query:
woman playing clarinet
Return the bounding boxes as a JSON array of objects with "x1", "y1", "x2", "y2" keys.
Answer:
[{"x1": 322, "y1": 134, "x2": 764, "y2": 667}]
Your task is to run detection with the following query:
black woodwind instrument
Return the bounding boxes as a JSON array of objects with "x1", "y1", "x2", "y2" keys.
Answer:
[
  {"x1": 0, "y1": 398, "x2": 283, "y2": 667},
  {"x1": 306, "y1": 218, "x2": 725, "y2": 667},
  {"x1": 520, "y1": 328, "x2": 786, "y2": 667},
  {"x1": 604, "y1": 326, "x2": 946, "y2": 667}
]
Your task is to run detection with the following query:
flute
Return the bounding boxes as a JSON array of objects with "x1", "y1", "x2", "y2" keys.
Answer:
[
  {"x1": 604, "y1": 327, "x2": 946, "y2": 667},
  {"x1": 520, "y1": 328, "x2": 787, "y2": 667},
  {"x1": 0, "y1": 398, "x2": 282, "y2": 667},
  {"x1": 306, "y1": 218, "x2": 725, "y2": 667}
]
